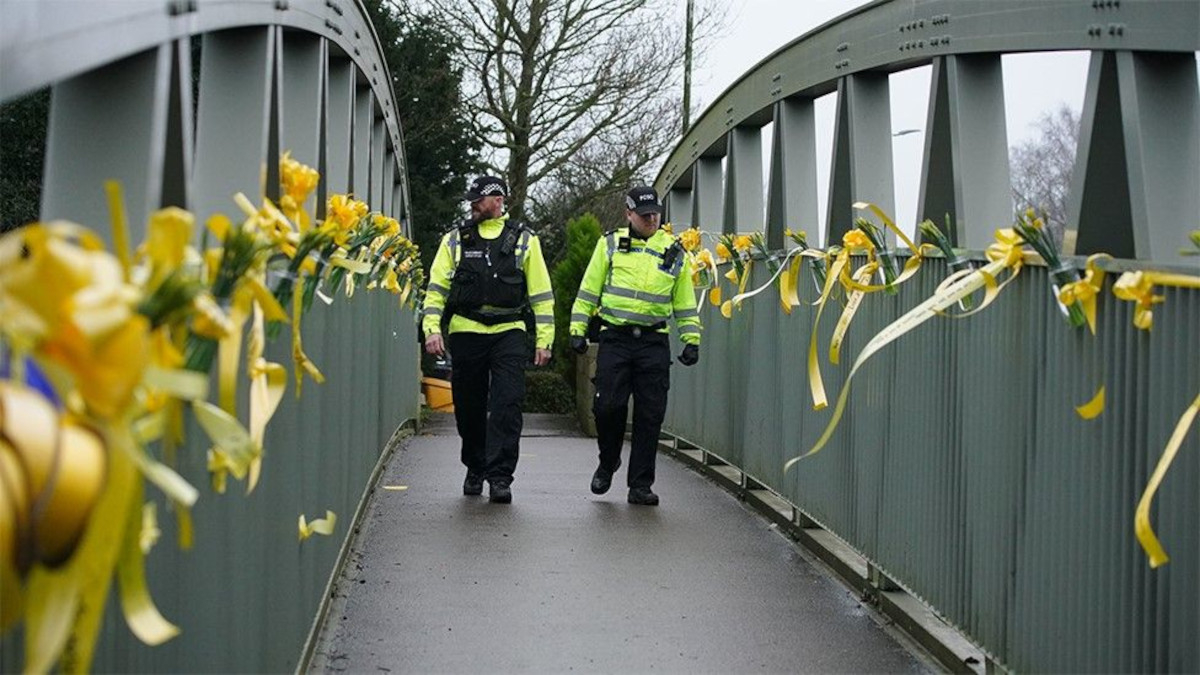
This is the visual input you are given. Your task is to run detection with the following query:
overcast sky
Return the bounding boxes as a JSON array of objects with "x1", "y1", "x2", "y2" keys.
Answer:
[{"x1": 684, "y1": 0, "x2": 1094, "y2": 239}]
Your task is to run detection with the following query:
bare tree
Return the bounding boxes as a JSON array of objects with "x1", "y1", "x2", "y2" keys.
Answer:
[
  {"x1": 413, "y1": 0, "x2": 723, "y2": 222},
  {"x1": 1010, "y1": 104, "x2": 1080, "y2": 248}
]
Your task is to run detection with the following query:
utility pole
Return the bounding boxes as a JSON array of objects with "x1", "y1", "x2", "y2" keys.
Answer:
[{"x1": 682, "y1": 0, "x2": 694, "y2": 136}]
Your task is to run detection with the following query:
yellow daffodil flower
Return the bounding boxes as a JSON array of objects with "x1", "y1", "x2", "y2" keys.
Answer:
[
  {"x1": 145, "y1": 208, "x2": 194, "y2": 284},
  {"x1": 327, "y1": 194, "x2": 368, "y2": 232},
  {"x1": 842, "y1": 230, "x2": 872, "y2": 251},
  {"x1": 280, "y1": 152, "x2": 319, "y2": 205},
  {"x1": 679, "y1": 228, "x2": 701, "y2": 252}
]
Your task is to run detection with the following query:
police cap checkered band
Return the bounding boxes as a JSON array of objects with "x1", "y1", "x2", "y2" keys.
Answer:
[
  {"x1": 463, "y1": 176, "x2": 508, "y2": 202},
  {"x1": 625, "y1": 185, "x2": 662, "y2": 216}
]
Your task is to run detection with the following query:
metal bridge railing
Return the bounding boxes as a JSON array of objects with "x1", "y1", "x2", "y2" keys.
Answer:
[
  {"x1": 657, "y1": 0, "x2": 1198, "y2": 671},
  {"x1": 1, "y1": 2, "x2": 420, "y2": 671}
]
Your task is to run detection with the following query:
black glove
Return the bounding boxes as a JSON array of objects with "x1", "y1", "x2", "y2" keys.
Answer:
[
  {"x1": 678, "y1": 343, "x2": 699, "y2": 366},
  {"x1": 571, "y1": 335, "x2": 589, "y2": 354}
]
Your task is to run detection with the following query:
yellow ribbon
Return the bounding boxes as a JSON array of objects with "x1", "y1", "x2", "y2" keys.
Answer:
[
  {"x1": 1056, "y1": 254, "x2": 1114, "y2": 418},
  {"x1": 723, "y1": 248, "x2": 811, "y2": 316},
  {"x1": 116, "y1": 469, "x2": 179, "y2": 647},
  {"x1": 853, "y1": 201, "x2": 919, "y2": 252},
  {"x1": 720, "y1": 259, "x2": 753, "y2": 318},
  {"x1": 291, "y1": 283, "x2": 325, "y2": 396},
  {"x1": 1135, "y1": 392, "x2": 1200, "y2": 568},
  {"x1": 246, "y1": 303, "x2": 287, "y2": 492},
  {"x1": 1112, "y1": 270, "x2": 1200, "y2": 331},
  {"x1": 806, "y1": 254, "x2": 850, "y2": 410},
  {"x1": 788, "y1": 229, "x2": 1025, "y2": 469},
  {"x1": 780, "y1": 254, "x2": 801, "y2": 314},
  {"x1": 1076, "y1": 387, "x2": 1106, "y2": 420},
  {"x1": 23, "y1": 423, "x2": 179, "y2": 674},
  {"x1": 103, "y1": 181, "x2": 133, "y2": 281},
  {"x1": 824, "y1": 206, "x2": 935, "y2": 367},
  {"x1": 1058, "y1": 254, "x2": 1111, "y2": 335},
  {"x1": 192, "y1": 400, "x2": 258, "y2": 494},
  {"x1": 298, "y1": 510, "x2": 337, "y2": 541},
  {"x1": 217, "y1": 294, "x2": 249, "y2": 415},
  {"x1": 829, "y1": 262, "x2": 877, "y2": 365}
]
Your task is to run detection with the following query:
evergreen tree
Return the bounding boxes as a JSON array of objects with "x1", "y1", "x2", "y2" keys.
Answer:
[{"x1": 549, "y1": 213, "x2": 602, "y2": 386}]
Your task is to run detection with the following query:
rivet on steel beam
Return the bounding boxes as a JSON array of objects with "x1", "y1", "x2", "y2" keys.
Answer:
[
  {"x1": 326, "y1": 0, "x2": 343, "y2": 16},
  {"x1": 771, "y1": 72, "x2": 782, "y2": 82},
  {"x1": 275, "y1": 0, "x2": 288, "y2": 9}
]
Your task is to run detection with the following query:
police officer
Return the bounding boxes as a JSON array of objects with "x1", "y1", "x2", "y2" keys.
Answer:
[
  {"x1": 568, "y1": 186, "x2": 701, "y2": 506},
  {"x1": 422, "y1": 176, "x2": 555, "y2": 503}
]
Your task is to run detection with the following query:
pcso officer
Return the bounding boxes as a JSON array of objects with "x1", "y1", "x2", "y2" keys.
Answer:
[
  {"x1": 422, "y1": 176, "x2": 555, "y2": 504},
  {"x1": 568, "y1": 186, "x2": 701, "y2": 506}
]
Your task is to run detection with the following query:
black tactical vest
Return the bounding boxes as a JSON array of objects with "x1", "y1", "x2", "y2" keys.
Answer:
[{"x1": 445, "y1": 220, "x2": 529, "y2": 325}]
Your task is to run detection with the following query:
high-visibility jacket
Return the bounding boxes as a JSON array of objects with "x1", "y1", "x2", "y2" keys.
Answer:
[
  {"x1": 569, "y1": 227, "x2": 701, "y2": 346},
  {"x1": 422, "y1": 214, "x2": 555, "y2": 349}
]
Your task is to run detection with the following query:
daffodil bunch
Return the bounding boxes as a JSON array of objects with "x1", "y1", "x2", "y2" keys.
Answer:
[
  {"x1": 784, "y1": 228, "x2": 827, "y2": 292},
  {"x1": 1014, "y1": 208, "x2": 1087, "y2": 328},
  {"x1": 918, "y1": 217, "x2": 974, "y2": 309},
  {"x1": 717, "y1": 233, "x2": 753, "y2": 286},
  {"x1": 324, "y1": 211, "x2": 393, "y2": 298},
  {"x1": 265, "y1": 224, "x2": 333, "y2": 339},
  {"x1": 300, "y1": 194, "x2": 370, "y2": 313},
  {"x1": 360, "y1": 215, "x2": 404, "y2": 284},
  {"x1": 917, "y1": 217, "x2": 970, "y2": 270},
  {"x1": 748, "y1": 232, "x2": 779, "y2": 275},
  {"x1": 365, "y1": 230, "x2": 423, "y2": 307},
  {"x1": 184, "y1": 214, "x2": 273, "y2": 373},
  {"x1": 853, "y1": 216, "x2": 900, "y2": 294}
]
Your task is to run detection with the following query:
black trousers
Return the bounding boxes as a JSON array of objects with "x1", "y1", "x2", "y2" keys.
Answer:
[
  {"x1": 592, "y1": 331, "x2": 671, "y2": 489},
  {"x1": 449, "y1": 329, "x2": 526, "y2": 484}
]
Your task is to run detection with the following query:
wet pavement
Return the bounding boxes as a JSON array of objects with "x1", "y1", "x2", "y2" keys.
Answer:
[{"x1": 310, "y1": 413, "x2": 930, "y2": 674}]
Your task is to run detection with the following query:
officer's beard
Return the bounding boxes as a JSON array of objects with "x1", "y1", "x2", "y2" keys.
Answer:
[{"x1": 470, "y1": 203, "x2": 501, "y2": 224}]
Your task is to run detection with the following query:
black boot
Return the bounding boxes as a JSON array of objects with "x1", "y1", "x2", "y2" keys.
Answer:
[
  {"x1": 489, "y1": 480, "x2": 512, "y2": 504},
  {"x1": 627, "y1": 486, "x2": 659, "y2": 506},
  {"x1": 590, "y1": 466, "x2": 614, "y2": 495},
  {"x1": 463, "y1": 471, "x2": 484, "y2": 496}
]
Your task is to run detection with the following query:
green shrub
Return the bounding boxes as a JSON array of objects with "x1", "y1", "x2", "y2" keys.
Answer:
[
  {"x1": 523, "y1": 370, "x2": 575, "y2": 414},
  {"x1": 549, "y1": 213, "x2": 602, "y2": 387}
]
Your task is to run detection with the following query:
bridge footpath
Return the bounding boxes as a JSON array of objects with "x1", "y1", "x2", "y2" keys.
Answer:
[{"x1": 310, "y1": 414, "x2": 930, "y2": 673}]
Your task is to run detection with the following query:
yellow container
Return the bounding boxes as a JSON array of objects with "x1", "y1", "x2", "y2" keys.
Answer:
[{"x1": 421, "y1": 377, "x2": 454, "y2": 412}]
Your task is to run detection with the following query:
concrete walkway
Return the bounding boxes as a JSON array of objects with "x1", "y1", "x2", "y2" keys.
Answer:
[{"x1": 310, "y1": 414, "x2": 930, "y2": 674}]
